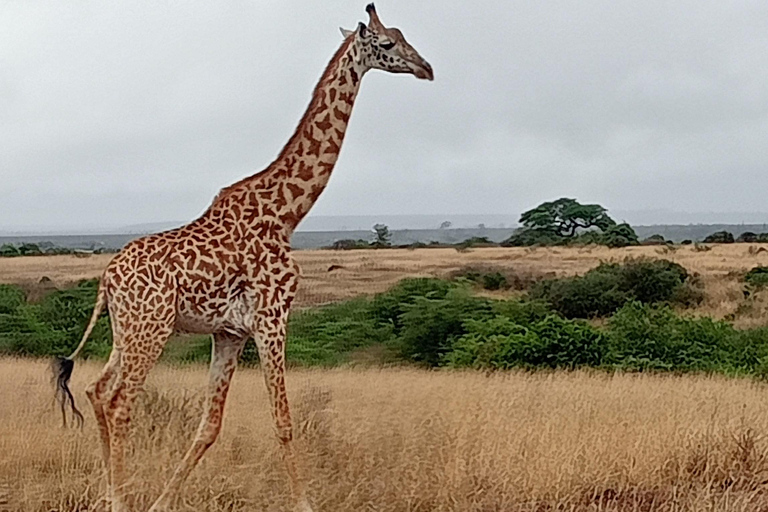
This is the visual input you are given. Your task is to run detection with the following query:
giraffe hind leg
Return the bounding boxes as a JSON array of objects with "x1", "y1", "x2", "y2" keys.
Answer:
[
  {"x1": 104, "y1": 320, "x2": 173, "y2": 512},
  {"x1": 85, "y1": 347, "x2": 122, "y2": 486},
  {"x1": 148, "y1": 331, "x2": 247, "y2": 512}
]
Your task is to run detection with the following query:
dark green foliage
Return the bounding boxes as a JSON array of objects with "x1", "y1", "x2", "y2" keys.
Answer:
[
  {"x1": 0, "y1": 244, "x2": 20, "y2": 257},
  {"x1": 600, "y1": 223, "x2": 639, "y2": 248},
  {"x1": 501, "y1": 198, "x2": 638, "y2": 248},
  {"x1": 642, "y1": 234, "x2": 667, "y2": 245},
  {"x1": 284, "y1": 298, "x2": 394, "y2": 366},
  {"x1": 370, "y1": 278, "x2": 454, "y2": 332},
  {"x1": 371, "y1": 223, "x2": 392, "y2": 248},
  {"x1": 481, "y1": 272, "x2": 507, "y2": 290},
  {"x1": 681, "y1": 240, "x2": 693, "y2": 245},
  {"x1": 329, "y1": 239, "x2": 370, "y2": 250},
  {"x1": 606, "y1": 302, "x2": 767, "y2": 373},
  {"x1": 501, "y1": 228, "x2": 562, "y2": 247},
  {"x1": 394, "y1": 289, "x2": 494, "y2": 366},
  {"x1": 703, "y1": 231, "x2": 735, "y2": 244},
  {"x1": 0, "y1": 285, "x2": 25, "y2": 315},
  {"x1": 745, "y1": 267, "x2": 768, "y2": 289},
  {"x1": 530, "y1": 258, "x2": 696, "y2": 318},
  {"x1": 519, "y1": 198, "x2": 616, "y2": 238},
  {"x1": 17, "y1": 243, "x2": 42, "y2": 256},
  {"x1": 0, "y1": 279, "x2": 111, "y2": 358},
  {"x1": 456, "y1": 236, "x2": 496, "y2": 249},
  {"x1": 737, "y1": 232, "x2": 759, "y2": 243},
  {"x1": 446, "y1": 315, "x2": 607, "y2": 369}
]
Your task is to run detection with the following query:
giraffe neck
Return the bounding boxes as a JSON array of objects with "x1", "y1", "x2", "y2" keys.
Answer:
[{"x1": 216, "y1": 36, "x2": 366, "y2": 234}]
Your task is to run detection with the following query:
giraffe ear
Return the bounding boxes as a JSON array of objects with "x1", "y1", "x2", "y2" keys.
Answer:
[{"x1": 339, "y1": 27, "x2": 354, "y2": 38}]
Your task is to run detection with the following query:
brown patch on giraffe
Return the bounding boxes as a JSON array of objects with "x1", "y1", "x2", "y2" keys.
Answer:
[{"x1": 286, "y1": 183, "x2": 305, "y2": 200}]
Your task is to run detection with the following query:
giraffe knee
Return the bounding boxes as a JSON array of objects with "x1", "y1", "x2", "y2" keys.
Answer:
[
  {"x1": 85, "y1": 382, "x2": 98, "y2": 404},
  {"x1": 275, "y1": 424, "x2": 293, "y2": 445},
  {"x1": 199, "y1": 423, "x2": 223, "y2": 448}
]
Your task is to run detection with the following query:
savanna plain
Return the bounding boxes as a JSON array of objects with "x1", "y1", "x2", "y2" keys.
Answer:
[{"x1": 4, "y1": 246, "x2": 768, "y2": 511}]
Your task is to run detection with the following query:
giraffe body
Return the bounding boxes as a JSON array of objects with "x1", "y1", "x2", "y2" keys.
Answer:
[{"x1": 54, "y1": 5, "x2": 432, "y2": 511}]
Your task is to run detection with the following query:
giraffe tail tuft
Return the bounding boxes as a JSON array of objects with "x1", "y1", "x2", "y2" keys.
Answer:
[
  {"x1": 52, "y1": 356, "x2": 84, "y2": 428},
  {"x1": 50, "y1": 281, "x2": 107, "y2": 427}
]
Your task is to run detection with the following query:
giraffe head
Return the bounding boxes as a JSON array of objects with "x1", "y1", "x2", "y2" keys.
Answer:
[{"x1": 340, "y1": 3, "x2": 433, "y2": 81}]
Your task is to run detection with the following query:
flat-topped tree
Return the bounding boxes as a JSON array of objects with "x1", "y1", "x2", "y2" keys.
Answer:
[
  {"x1": 52, "y1": 5, "x2": 432, "y2": 512},
  {"x1": 520, "y1": 198, "x2": 616, "y2": 238}
]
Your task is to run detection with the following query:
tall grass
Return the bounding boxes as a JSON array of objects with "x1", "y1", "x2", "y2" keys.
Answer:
[{"x1": 5, "y1": 358, "x2": 768, "y2": 511}]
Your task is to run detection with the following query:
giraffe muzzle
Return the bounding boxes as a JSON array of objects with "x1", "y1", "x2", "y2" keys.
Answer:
[{"x1": 414, "y1": 61, "x2": 434, "y2": 81}]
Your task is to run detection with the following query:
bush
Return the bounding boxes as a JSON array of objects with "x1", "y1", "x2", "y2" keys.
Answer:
[
  {"x1": 446, "y1": 315, "x2": 607, "y2": 370},
  {"x1": 329, "y1": 239, "x2": 369, "y2": 250},
  {"x1": 600, "y1": 223, "x2": 639, "y2": 248},
  {"x1": 642, "y1": 234, "x2": 667, "y2": 246},
  {"x1": 0, "y1": 279, "x2": 111, "y2": 358},
  {"x1": 456, "y1": 236, "x2": 496, "y2": 249},
  {"x1": 0, "y1": 285, "x2": 25, "y2": 315},
  {"x1": 284, "y1": 298, "x2": 394, "y2": 366},
  {"x1": 703, "y1": 231, "x2": 735, "y2": 244},
  {"x1": 370, "y1": 278, "x2": 454, "y2": 333},
  {"x1": 606, "y1": 302, "x2": 762, "y2": 372},
  {"x1": 501, "y1": 228, "x2": 563, "y2": 247},
  {"x1": 745, "y1": 267, "x2": 768, "y2": 289},
  {"x1": 394, "y1": 289, "x2": 494, "y2": 366},
  {"x1": 737, "y1": 232, "x2": 759, "y2": 243},
  {"x1": 530, "y1": 258, "x2": 696, "y2": 318}
]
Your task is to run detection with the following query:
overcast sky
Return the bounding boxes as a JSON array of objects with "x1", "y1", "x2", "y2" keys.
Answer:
[{"x1": 2, "y1": 1, "x2": 768, "y2": 232}]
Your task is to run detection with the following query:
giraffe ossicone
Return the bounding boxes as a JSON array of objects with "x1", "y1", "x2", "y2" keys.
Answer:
[{"x1": 52, "y1": 4, "x2": 432, "y2": 512}]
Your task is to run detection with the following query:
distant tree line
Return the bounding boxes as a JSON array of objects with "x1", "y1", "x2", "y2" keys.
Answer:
[{"x1": 0, "y1": 242, "x2": 115, "y2": 257}]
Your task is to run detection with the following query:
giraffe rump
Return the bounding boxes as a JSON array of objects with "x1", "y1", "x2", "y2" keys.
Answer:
[{"x1": 52, "y1": 356, "x2": 84, "y2": 428}]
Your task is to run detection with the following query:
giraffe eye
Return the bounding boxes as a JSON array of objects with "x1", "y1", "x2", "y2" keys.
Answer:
[{"x1": 380, "y1": 41, "x2": 395, "y2": 50}]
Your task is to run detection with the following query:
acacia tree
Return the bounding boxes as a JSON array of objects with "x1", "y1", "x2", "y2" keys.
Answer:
[
  {"x1": 503, "y1": 198, "x2": 637, "y2": 247},
  {"x1": 372, "y1": 223, "x2": 392, "y2": 248},
  {"x1": 519, "y1": 198, "x2": 616, "y2": 237}
]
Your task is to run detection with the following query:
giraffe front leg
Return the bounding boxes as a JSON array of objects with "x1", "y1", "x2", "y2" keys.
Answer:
[
  {"x1": 148, "y1": 332, "x2": 247, "y2": 512},
  {"x1": 255, "y1": 311, "x2": 314, "y2": 512}
]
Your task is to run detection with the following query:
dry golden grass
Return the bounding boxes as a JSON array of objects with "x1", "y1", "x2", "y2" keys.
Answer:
[
  {"x1": 3, "y1": 244, "x2": 768, "y2": 326},
  {"x1": 6, "y1": 358, "x2": 768, "y2": 511}
]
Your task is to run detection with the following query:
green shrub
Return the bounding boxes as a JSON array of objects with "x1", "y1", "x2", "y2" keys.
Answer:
[
  {"x1": 394, "y1": 289, "x2": 494, "y2": 366},
  {"x1": 501, "y1": 229, "x2": 563, "y2": 247},
  {"x1": 0, "y1": 285, "x2": 25, "y2": 315},
  {"x1": 600, "y1": 223, "x2": 639, "y2": 248},
  {"x1": 0, "y1": 279, "x2": 111, "y2": 358},
  {"x1": 606, "y1": 302, "x2": 753, "y2": 372},
  {"x1": 446, "y1": 315, "x2": 607, "y2": 369},
  {"x1": 0, "y1": 244, "x2": 20, "y2": 257},
  {"x1": 284, "y1": 298, "x2": 394, "y2": 366},
  {"x1": 745, "y1": 267, "x2": 768, "y2": 289},
  {"x1": 530, "y1": 258, "x2": 695, "y2": 318},
  {"x1": 703, "y1": 231, "x2": 735, "y2": 244},
  {"x1": 370, "y1": 278, "x2": 454, "y2": 333},
  {"x1": 737, "y1": 232, "x2": 759, "y2": 243}
]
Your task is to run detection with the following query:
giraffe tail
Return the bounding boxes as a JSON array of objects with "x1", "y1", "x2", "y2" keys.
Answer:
[{"x1": 52, "y1": 282, "x2": 107, "y2": 427}]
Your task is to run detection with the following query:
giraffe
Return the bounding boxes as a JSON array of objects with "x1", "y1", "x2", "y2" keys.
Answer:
[{"x1": 52, "y1": 4, "x2": 432, "y2": 512}]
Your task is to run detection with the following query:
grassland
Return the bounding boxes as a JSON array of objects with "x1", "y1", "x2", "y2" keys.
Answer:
[
  {"x1": 3, "y1": 244, "x2": 767, "y2": 326},
  {"x1": 4, "y1": 246, "x2": 768, "y2": 511},
  {"x1": 5, "y1": 358, "x2": 768, "y2": 511}
]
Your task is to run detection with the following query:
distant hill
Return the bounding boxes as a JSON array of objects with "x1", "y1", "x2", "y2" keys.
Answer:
[{"x1": 2, "y1": 224, "x2": 768, "y2": 252}]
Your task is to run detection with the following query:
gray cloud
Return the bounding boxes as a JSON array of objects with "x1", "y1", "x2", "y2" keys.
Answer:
[{"x1": 2, "y1": 1, "x2": 767, "y2": 232}]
